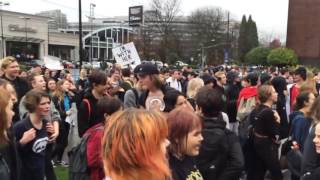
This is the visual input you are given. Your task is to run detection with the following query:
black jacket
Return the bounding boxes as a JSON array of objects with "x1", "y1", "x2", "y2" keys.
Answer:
[
  {"x1": 0, "y1": 129, "x2": 21, "y2": 180},
  {"x1": 1, "y1": 76, "x2": 30, "y2": 123},
  {"x1": 225, "y1": 83, "x2": 242, "y2": 123},
  {"x1": 196, "y1": 115, "x2": 244, "y2": 180},
  {"x1": 77, "y1": 90, "x2": 103, "y2": 137},
  {"x1": 301, "y1": 126, "x2": 320, "y2": 176}
]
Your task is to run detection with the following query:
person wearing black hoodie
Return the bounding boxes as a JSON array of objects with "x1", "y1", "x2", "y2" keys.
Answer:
[
  {"x1": 77, "y1": 70, "x2": 109, "y2": 137},
  {"x1": 271, "y1": 76, "x2": 290, "y2": 139},
  {"x1": 195, "y1": 86, "x2": 244, "y2": 180},
  {"x1": 225, "y1": 71, "x2": 242, "y2": 135}
]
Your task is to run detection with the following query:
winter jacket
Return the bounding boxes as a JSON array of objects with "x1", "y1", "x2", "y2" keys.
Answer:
[
  {"x1": 0, "y1": 130, "x2": 21, "y2": 180},
  {"x1": 290, "y1": 111, "x2": 311, "y2": 152},
  {"x1": 86, "y1": 123, "x2": 104, "y2": 180},
  {"x1": 77, "y1": 90, "x2": 103, "y2": 137},
  {"x1": 272, "y1": 76, "x2": 289, "y2": 139},
  {"x1": 1, "y1": 76, "x2": 30, "y2": 123},
  {"x1": 196, "y1": 115, "x2": 244, "y2": 180},
  {"x1": 301, "y1": 127, "x2": 320, "y2": 176},
  {"x1": 225, "y1": 83, "x2": 242, "y2": 123}
]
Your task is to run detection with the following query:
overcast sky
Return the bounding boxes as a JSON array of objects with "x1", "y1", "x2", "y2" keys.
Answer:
[{"x1": 7, "y1": 0, "x2": 289, "y2": 40}]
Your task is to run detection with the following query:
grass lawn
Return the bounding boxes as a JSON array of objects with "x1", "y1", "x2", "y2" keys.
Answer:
[{"x1": 54, "y1": 166, "x2": 68, "y2": 180}]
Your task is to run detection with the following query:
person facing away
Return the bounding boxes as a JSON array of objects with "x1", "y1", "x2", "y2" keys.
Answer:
[
  {"x1": 101, "y1": 109, "x2": 171, "y2": 180},
  {"x1": 195, "y1": 86, "x2": 244, "y2": 180}
]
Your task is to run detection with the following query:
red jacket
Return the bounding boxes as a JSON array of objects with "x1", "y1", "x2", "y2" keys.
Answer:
[
  {"x1": 86, "y1": 123, "x2": 105, "y2": 180},
  {"x1": 237, "y1": 86, "x2": 258, "y2": 108}
]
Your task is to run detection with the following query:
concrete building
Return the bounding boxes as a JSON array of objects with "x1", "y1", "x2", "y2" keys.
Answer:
[
  {"x1": 35, "y1": 10, "x2": 68, "y2": 29},
  {"x1": 1, "y1": 10, "x2": 78, "y2": 61}
]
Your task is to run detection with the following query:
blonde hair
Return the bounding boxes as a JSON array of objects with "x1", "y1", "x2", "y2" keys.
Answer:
[
  {"x1": 187, "y1": 78, "x2": 204, "y2": 98},
  {"x1": 1, "y1": 56, "x2": 17, "y2": 70},
  {"x1": 214, "y1": 71, "x2": 226, "y2": 78}
]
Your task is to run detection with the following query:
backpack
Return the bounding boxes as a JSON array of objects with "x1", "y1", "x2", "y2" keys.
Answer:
[
  {"x1": 237, "y1": 96, "x2": 256, "y2": 122},
  {"x1": 69, "y1": 126, "x2": 104, "y2": 180},
  {"x1": 0, "y1": 153, "x2": 10, "y2": 180}
]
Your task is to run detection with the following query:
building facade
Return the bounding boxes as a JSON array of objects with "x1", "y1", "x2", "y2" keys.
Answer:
[
  {"x1": 287, "y1": 0, "x2": 320, "y2": 64},
  {"x1": 1, "y1": 10, "x2": 78, "y2": 61}
]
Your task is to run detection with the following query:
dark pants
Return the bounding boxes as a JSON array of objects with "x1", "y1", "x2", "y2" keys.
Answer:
[
  {"x1": 45, "y1": 144, "x2": 57, "y2": 180},
  {"x1": 52, "y1": 121, "x2": 70, "y2": 161},
  {"x1": 252, "y1": 137, "x2": 283, "y2": 180}
]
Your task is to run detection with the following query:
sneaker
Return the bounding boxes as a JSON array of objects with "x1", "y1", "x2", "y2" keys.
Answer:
[
  {"x1": 60, "y1": 161, "x2": 69, "y2": 167},
  {"x1": 51, "y1": 160, "x2": 56, "y2": 168}
]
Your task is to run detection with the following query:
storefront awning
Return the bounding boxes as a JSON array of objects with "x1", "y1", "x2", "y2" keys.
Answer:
[{"x1": 5, "y1": 36, "x2": 45, "y2": 44}]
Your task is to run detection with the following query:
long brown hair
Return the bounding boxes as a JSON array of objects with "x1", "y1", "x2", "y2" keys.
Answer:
[
  {"x1": 0, "y1": 88, "x2": 12, "y2": 145},
  {"x1": 53, "y1": 79, "x2": 68, "y2": 101},
  {"x1": 101, "y1": 109, "x2": 170, "y2": 180}
]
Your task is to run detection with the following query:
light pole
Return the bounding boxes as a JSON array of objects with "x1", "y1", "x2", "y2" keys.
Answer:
[
  {"x1": 79, "y1": 0, "x2": 83, "y2": 71},
  {"x1": 47, "y1": 19, "x2": 55, "y2": 56},
  {"x1": 0, "y1": 1, "x2": 9, "y2": 58},
  {"x1": 19, "y1": 16, "x2": 30, "y2": 61},
  {"x1": 89, "y1": 3, "x2": 95, "y2": 63}
]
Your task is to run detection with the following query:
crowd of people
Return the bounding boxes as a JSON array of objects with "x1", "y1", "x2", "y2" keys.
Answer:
[{"x1": 1, "y1": 55, "x2": 320, "y2": 180}]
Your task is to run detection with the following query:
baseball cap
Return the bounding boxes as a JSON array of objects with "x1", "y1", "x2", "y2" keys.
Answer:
[{"x1": 133, "y1": 63, "x2": 159, "y2": 75}]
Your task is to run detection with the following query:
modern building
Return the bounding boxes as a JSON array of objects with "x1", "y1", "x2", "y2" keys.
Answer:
[
  {"x1": 61, "y1": 17, "x2": 134, "y2": 61},
  {"x1": 1, "y1": 10, "x2": 79, "y2": 61},
  {"x1": 35, "y1": 10, "x2": 68, "y2": 29},
  {"x1": 287, "y1": 0, "x2": 320, "y2": 64}
]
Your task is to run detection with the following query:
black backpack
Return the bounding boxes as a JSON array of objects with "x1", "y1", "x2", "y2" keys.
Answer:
[{"x1": 69, "y1": 126, "x2": 103, "y2": 180}]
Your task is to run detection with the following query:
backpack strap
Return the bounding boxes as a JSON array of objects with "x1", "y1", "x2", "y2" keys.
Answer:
[
  {"x1": 82, "y1": 99, "x2": 91, "y2": 121},
  {"x1": 131, "y1": 88, "x2": 140, "y2": 108}
]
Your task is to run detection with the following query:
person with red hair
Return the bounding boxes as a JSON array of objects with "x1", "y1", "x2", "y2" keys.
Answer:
[
  {"x1": 167, "y1": 107, "x2": 204, "y2": 180},
  {"x1": 101, "y1": 109, "x2": 171, "y2": 180}
]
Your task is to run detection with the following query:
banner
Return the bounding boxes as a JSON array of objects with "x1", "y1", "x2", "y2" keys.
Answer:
[
  {"x1": 44, "y1": 56, "x2": 64, "y2": 70},
  {"x1": 112, "y1": 42, "x2": 141, "y2": 68}
]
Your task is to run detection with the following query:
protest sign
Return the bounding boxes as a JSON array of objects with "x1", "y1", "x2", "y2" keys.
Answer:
[{"x1": 112, "y1": 42, "x2": 141, "y2": 68}]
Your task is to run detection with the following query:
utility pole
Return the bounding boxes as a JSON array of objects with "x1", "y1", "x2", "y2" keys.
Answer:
[{"x1": 79, "y1": 0, "x2": 83, "y2": 71}]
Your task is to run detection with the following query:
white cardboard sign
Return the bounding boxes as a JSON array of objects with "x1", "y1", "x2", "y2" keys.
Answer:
[{"x1": 112, "y1": 42, "x2": 141, "y2": 68}]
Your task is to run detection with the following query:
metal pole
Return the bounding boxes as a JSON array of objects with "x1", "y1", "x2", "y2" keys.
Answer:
[
  {"x1": 25, "y1": 18, "x2": 28, "y2": 59},
  {"x1": 1, "y1": 11, "x2": 4, "y2": 58},
  {"x1": 201, "y1": 46, "x2": 205, "y2": 69},
  {"x1": 79, "y1": 0, "x2": 83, "y2": 71}
]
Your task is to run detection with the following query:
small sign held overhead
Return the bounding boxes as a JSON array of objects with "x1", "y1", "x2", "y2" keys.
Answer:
[{"x1": 112, "y1": 42, "x2": 141, "y2": 68}]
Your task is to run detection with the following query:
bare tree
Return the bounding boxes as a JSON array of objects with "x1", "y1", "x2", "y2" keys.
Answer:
[
  {"x1": 188, "y1": 7, "x2": 231, "y2": 65},
  {"x1": 143, "y1": 0, "x2": 182, "y2": 63}
]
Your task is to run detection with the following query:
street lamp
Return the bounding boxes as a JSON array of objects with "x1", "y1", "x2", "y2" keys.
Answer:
[
  {"x1": 89, "y1": 3, "x2": 96, "y2": 63},
  {"x1": 0, "y1": 1, "x2": 9, "y2": 58},
  {"x1": 47, "y1": 19, "x2": 55, "y2": 56},
  {"x1": 19, "y1": 16, "x2": 30, "y2": 60}
]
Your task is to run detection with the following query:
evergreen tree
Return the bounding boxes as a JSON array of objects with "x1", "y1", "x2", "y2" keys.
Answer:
[
  {"x1": 247, "y1": 15, "x2": 259, "y2": 51},
  {"x1": 238, "y1": 15, "x2": 247, "y2": 62}
]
